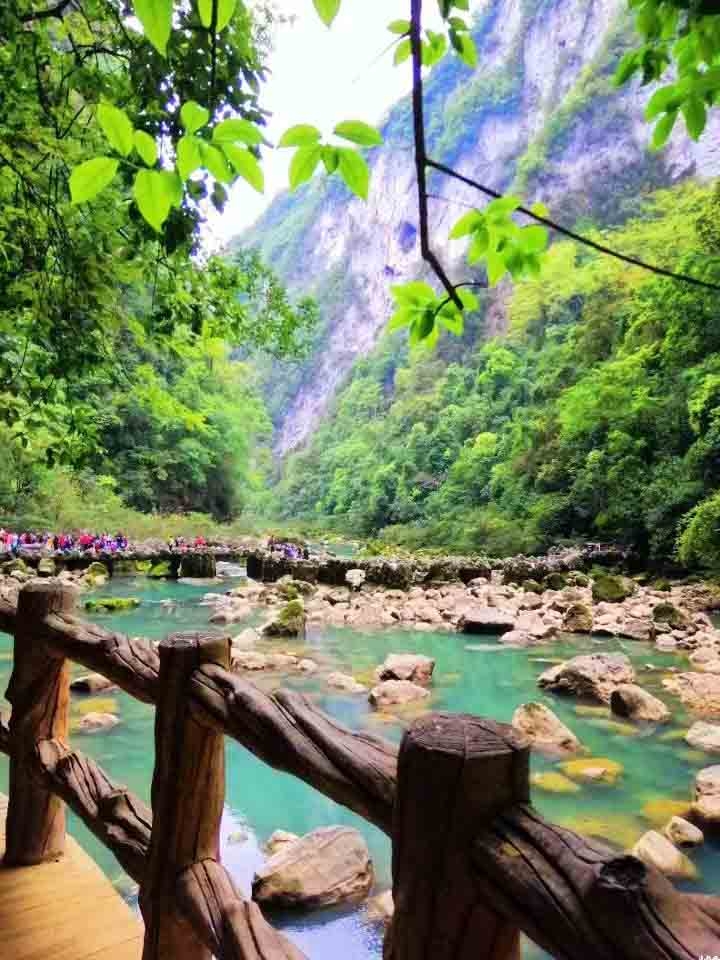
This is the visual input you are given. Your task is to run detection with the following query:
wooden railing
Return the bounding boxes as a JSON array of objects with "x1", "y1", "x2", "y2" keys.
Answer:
[{"x1": 0, "y1": 581, "x2": 719, "y2": 959}]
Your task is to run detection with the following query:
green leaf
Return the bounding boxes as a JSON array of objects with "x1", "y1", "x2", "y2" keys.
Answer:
[
  {"x1": 278, "y1": 124, "x2": 322, "y2": 148},
  {"x1": 392, "y1": 281, "x2": 435, "y2": 304},
  {"x1": 133, "y1": 0, "x2": 173, "y2": 56},
  {"x1": 388, "y1": 306, "x2": 414, "y2": 331},
  {"x1": 645, "y1": 84, "x2": 679, "y2": 120},
  {"x1": 468, "y1": 227, "x2": 490, "y2": 263},
  {"x1": 614, "y1": 51, "x2": 638, "y2": 86},
  {"x1": 438, "y1": 306, "x2": 464, "y2": 335},
  {"x1": 458, "y1": 288, "x2": 479, "y2": 311},
  {"x1": 69, "y1": 157, "x2": 119, "y2": 204},
  {"x1": 519, "y1": 225, "x2": 548, "y2": 254},
  {"x1": 422, "y1": 30, "x2": 447, "y2": 66},
  {"x1": 530, "y1": 200, "x2": 549, "y2": 218},
  {"x1": 160, "y1": 170, "x2": 183, "y2": 207},
  {"x1": 180, "y1": 101, "x2": 210, "y2": 134},
  {"x1": 388, "y1": 19, "x2": 410, "y2": 35},
  {"x1": 394, "y1": 38, "x2": 411, "y2": 65},
  {"x1": 133, "y1": 168, "x2": 172, "y2": 231},
  {"x1": 198, "y1": 0, "x2": 236, "y2": 30},
  {"x1": 176, "y1": 135, "x2": 203, "y2": 180},
  {"x1": 456, "y1": 33, "x2": 477, "y2": 68},
  {"x1": 289, "y1": 145, "x2": 321, "y2": 190},
  {"x1": 450, "y1": 210, "x2": 484, "y2": 239},
  {"x1": 97, "y1": 103, "x2": 134, "y2": 157},
  {"x1": 337, "y1": 148, "x2": 370, "y2": 200},
  {"x1": 313, "y1": 0, "x2": 341, "y2": 27},
  {"x1": 212, "y1": 118, "x2": 263, "y2": 145},
  {"x1": 133, "y1": 130, "x2": 158, "y2": 166},
  {"x1": 486, "y1": 194, "x2": 521, "y2": 219},
  {"x1": 410, "y1": 307, "x2": 437, "y2": 346},
  {"x1": 333, "y1": 120, "x2": 383, "y2": 147},
  {"x1": 321, "y1": 146, "x2": 340, "y2": 174},
  {"x1": 682, "y1": 96, "x2": 707, "y2": 140},
  {"x1": 221, "y1": 144, "x2": 264, "y2": 192},
  {"x1": 486, "y1": 250, "x2": 507, "y2": 285},
  {"x1": 201, "y1": 142, "x2": 234, "y2": 182},
  {"x1": 651, "y1": 109, "x2": 678, "y2": 150}
]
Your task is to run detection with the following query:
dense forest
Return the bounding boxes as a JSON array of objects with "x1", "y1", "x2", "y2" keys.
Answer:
[{"x1": 275, "y1": 181, "x2": 720, "y2": 568}]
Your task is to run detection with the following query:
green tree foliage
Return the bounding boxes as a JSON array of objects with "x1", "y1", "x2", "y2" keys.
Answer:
[{"x1": 274, "y1": 182, "x2": 720, "y2": 565}]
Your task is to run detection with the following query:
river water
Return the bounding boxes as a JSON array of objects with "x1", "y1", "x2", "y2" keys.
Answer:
[{"x1": 1, "y1": 574, "x2": 718, "y2": 958}]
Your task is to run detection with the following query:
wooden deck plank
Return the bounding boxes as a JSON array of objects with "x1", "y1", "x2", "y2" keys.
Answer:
[{"x1": 0, "y1": 793, "x2": 143, "y2": 960}]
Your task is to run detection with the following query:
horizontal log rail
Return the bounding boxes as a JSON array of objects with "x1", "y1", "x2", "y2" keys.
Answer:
[{"x1": 0, "y1": 582, "x2": 718, "y2": 959}]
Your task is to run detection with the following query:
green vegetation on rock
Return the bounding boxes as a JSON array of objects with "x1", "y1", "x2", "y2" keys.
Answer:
[
  {"x1": 592, "y1": 575, "x2": 635, "y2": 604},
  {"x1": 84, "y1": 597, "x2": 141, "y2": 613}
]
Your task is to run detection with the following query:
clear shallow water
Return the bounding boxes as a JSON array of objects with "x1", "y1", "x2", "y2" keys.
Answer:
[{"x1": 1, "y1": 576, "x2": 718, "y2": 959}]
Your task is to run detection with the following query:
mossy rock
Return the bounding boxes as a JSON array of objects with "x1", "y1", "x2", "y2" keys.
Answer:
[
  {"x1": 543, "y1": 572, "x2": 567, "y2": 591},
  {"x1": 557, "y1": 812, "x2": 643, "y2": 850},
  {"x1": 277, "y1": 578, "x2": 316, "y2": 600},
  {"x1": 574, "y1": 704, "x2": 610, "y2": 719},
  {"x1": 568, "y1": 572, "x2": 590, "y2": 587},
  {"x1": 652, "y1": 602, "x2": 687, "y2": 628},
  {"x1": 591, "y1": 574, "x2": 635, "y2": 604},
  {"x1": 521, "y1": 579, "x2": 543, "y2": 594},
  {"x1": 658, "y1": 728, "x2": 689, "y2": 744},
  {"x1": 86, "y1": 561, "x2": 110, "y2": 579},
  {"x1": 1, "y1": 557, "x2": 28, "y2": 575},
  {"x1": 147, "y1": 561, "x2": 172, "y2": 578},
  {"x1": 74, "y1": 697, "x2": 118, "y2": 717},
  {"x1": 651, "y1": 578, "x2": 672, "y2": 593},
  {"x1": 559, "y1": 757, "x2": 624, "y2": 785},
  {"x1": 112, "y1": 559, "x2": 138, "y2": 576},
  {"x1": 37, "y1": 557, "x2": 56, "y2": 577},
  {"x1": 135, "y1": 560, "x2": 153, "y2": 573},
  {"x1": 530, "y1": 771, "x2": 580, "y2": 794},
  {"x1": 263, "y1": 599, "x2": 306, "y2": 638},
  {"x1": 85, "y1": 597, "x2": 140, "y2": 613}
]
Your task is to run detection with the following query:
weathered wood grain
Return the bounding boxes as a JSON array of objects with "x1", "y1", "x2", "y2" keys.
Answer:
[
  {"x1": 176, "y1": 859, "x2": 306, "y2": 960},
  {"x1": 385, "y1": 714, "x2": 526, "y2": 960},
  {"x1": 141, "y1": 631, "x2": 231, "y2": 960},
  {"x1": 4, "y1": 581, "x2": 76, "y2": 864}
]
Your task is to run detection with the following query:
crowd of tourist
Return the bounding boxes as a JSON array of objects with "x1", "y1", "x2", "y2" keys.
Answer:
[
  {"x1": 267, "y1": 535, "x2": 310, "y2": 560},
  {"x1": 0, "y1": 530, "x2": 130, "y2": 555}
]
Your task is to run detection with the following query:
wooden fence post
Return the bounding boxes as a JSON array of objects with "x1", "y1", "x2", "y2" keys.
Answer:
[
  {"x1": 385, "y1": 713, "x2": 529, "y2": 960},
  {"x1": 4, "y1": 580, "x2": 77, "y2": 865},
  {"x1": 141, "y1": 630, "x2": 230, "y2": 960}
]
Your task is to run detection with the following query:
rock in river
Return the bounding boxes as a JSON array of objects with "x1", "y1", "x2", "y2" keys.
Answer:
[
  {"x1": 252, "y1": 826, "x2": 373, "y2": 909},
  {"x1": 664, "y1": 816, "x2": 704, "y2": 848},
  {"x1": 262, "y1": 599, "x2": 306, "y2": 639},
  {"x1": 538, "y1": 653, "x2": 635, "y2": 703},
  {"x1": 368, "y1": 679, "x2": 430, "y2": 709},
  {"x1": 631, "y1": 830, "x2": 697, "y2": 879},
  {"x1": 686, "y1": 721, "x2": 720, "y2": 754},
  {"x1": 693, "y1": 765, "x2": 720, "y2": 823},
  {"x1": 662, "y1": 672, "x2": 720, "y2": 717},
  {"x1": 512, "y1": 702, "x2": 581, "y2": 755},
  {"x1": 458, "y1": 606, "x2": 516, "y2": 635},
  {"x1": 76, "y1": 712, "x2": 120, "y2": 734},
  {"x1": 375, "y1": 653, "x2": 435, "y2": 685},
  {"x1": 609, "y1": 684, "x2": 671, "y2": 723},
  {"x1": 326, "y1": 672, "x2": 367, "y2": 693},
  {"x1": 70, "y1": 673, "x2": 115, "y2": 694}
]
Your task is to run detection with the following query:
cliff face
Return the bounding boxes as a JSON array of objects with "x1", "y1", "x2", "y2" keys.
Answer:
[{"x1": 236, "y1": 0, "x2": 720, "y2": 456}]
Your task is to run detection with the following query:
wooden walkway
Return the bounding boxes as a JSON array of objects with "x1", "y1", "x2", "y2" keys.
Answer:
[{"x1": 0, "y1": 794, "x2": 143, "y2": 960}]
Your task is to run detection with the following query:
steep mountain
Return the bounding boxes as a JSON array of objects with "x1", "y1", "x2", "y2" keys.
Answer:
[{"x1": 235, "y1": 0, "x2": 720, "y2": 458}]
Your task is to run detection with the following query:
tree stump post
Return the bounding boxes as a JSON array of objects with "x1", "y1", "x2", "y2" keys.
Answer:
[
  {"x1": 141, "y1": 630, "x2": 231, "y2": 960},
  {"x1": 385, "y1": 713, "x2": 529, "y2": 960},
  {"x1": 4, "y1": 581, "x2": 77, "y2": 865}
]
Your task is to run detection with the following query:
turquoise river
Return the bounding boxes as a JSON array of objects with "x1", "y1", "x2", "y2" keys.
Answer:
[{"x1": 1, "y1": 573, "x2": 718, "y2": 959}]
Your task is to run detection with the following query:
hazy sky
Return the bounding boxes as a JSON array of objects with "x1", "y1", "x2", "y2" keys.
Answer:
[{"x1": 211, "y1": 0, "x2": 447, "y2": 244}]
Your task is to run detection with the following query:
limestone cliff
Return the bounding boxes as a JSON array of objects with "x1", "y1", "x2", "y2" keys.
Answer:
[{"x1": 233, "y1": 0, "x2": 720, "y2": 455}]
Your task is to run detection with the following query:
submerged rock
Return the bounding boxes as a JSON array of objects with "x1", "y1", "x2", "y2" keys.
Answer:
[
  {"x1": 368, "y1": 679, "x2": 430, "y2": 709},
  {"x1": 631, "y1": 830, "x2": 697, "y2": 879},
  {"x1": 76, "y1": 712, "x2": 120, "y2": 733},
  {"x1": 512, "y1": 702, "x2": 581, "y2": 755},
  {"x1": 610, "y1": 684, "x2": 671, "y2": 723},
  {"x1": 530, "y1": 771, "x2": 580, "y2": 794},
  {"x1": 559, "y1": 756, "x2": 624, "y2": 785},
  {"x1": 265, "y1": 830, "x2": 299, "y2": 857},
  {"x1": 252, "y1": 826, "x2": 373, "y2": 909},
  {"x1": 326, "y1": 672, "x2": 367, "y2": 693},
  {"x1": 538, "y1": 653, "x2": 634, "y2": 703},
  {"x1": 375, "y1": 653, "x2": 435, "y2": 685},
  {"x1": 84, "y1": 597, "x2": 140, "y2": 613}
]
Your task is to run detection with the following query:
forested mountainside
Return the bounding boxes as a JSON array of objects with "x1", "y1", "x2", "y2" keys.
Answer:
[{"x1": 238, "y1": 0, "x2": 720, "y2": 457}]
